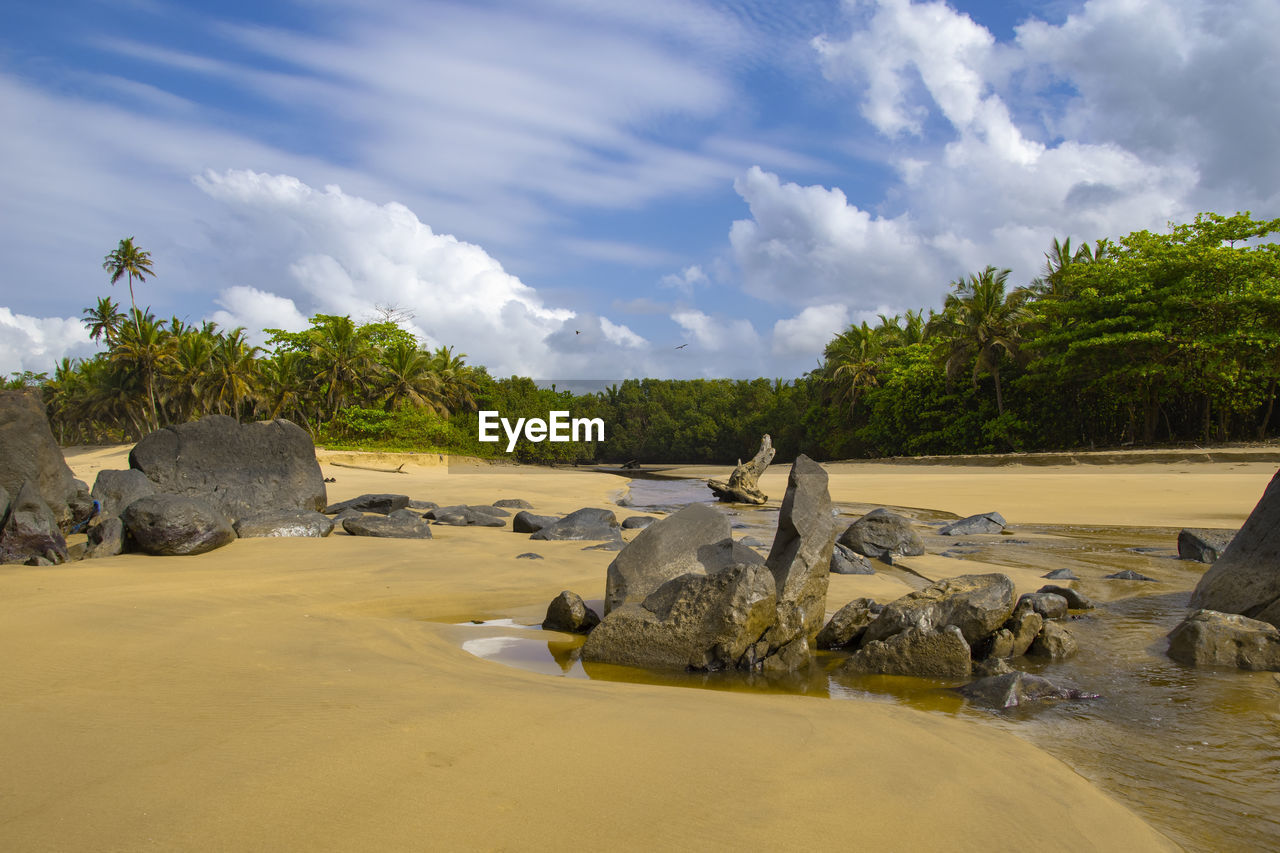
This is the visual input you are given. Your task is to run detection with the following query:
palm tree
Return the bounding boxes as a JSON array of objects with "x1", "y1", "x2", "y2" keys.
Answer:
[
  {"x1": 310, "y1": 315, "x2": 377, "y2": 413},
  {"x1": 82, "y1": 296, "x2": 127, "y2": 347},
  {"x1": 110, "y1": 309, "x2": 173, "y2": 432},
  {"x1": 168, "y1": 327, "x2": 217, "y2": 423},
  {"x1": 928, "y1": 266, "x2": 1031, "y2": 416},
  {"x1": 822, "y1": 322, "x2": 884, "y2": 418},
  {"x1": 102, "y1": 238, "x2": 156, "y2": 336},
  {"x1": 428, "y1": 345, "x2": 479, "y2": 414},
  {"x1": 258, "y1": 351, "x2": 313, "y2": 428},
  {"x1": 378, "y1": 342, "x2": 444, "y2": 412},
  {"x1": 205, "y1": 328, "x2": 261, "y2": 420}
]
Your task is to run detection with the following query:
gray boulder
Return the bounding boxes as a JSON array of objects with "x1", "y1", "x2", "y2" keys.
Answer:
[
  {"x1": 838, "y1": 508, "x2": 924, "y2": 559},
  {"x1": 92, "y1": 469, "x2": 156, "y2": 521},
  {"x1": 862, "y1": 573, "x2": 1015, "y2": 647},
  {"x1": 1037, "y1": 584, "x2": 1095, "y2": 610},
  {"x1": 1166, "y1": 609, "x2": 1280, "y2": 671},
  {"x1": 121, "y1": 494, "x2": 236, "y2": 556},
  {"x1": 765, "y1": 454, "x2": 835, "y2": 643},
  {"x1": 621, "y1": 516, "x2": 657, "y2": 530},
  {"x1": 958, "y1": 671, "x2": 1098, "y2": 709},
  {"x1": 1016, "y1": 592, "x2": 1069, "y2": 621},
  {"x1": 816, "y1": 598, "x2": 879, "y2": 650},
  {"x1": 1028, "y1": 621, "x2": 1078, "y2": 660},
  {"x1": 1004, "y1": 608, "x2": 1044, "y2": 657},
  {"x1": 830, "y1": 541, "x2": 875, "y2": 575},
  {"x1": 530, "y1": 507, "x2": 620, "y2": 541},
  {"x1": 0, "y1": 481, "x2": 69, "y2": 564},
  {"x1": 1191, "y1": 468, "x2": 1280, "y2": 628},
  {"x1": 493, "y1": 498, "x2": 533, "y2": 509},
  {"x1": 542, "y1": 591, "x2": 601, "y2": 634},
  {"x1": 130, "y1": 415, "x2": 326, "y2": 524},
  {"x1": 1043, "y1": 569, "x2": 1079, "y2": 580},
  {"x1": 235, "y1": 509, "x2": 334, "y2": 538},
  {"x1": 325, "y1": 494, "x2": 410, "y2": 515},
  {"x1": 843, "y1": 625, "x2": 972, "y2": 678},
  {"x1": 513, "y1": 511, "x2": 558, "y2": 534},
  {"x1": 407, "y1": 499, "x2": 438, "y2": 511},
  {"x1": 429, "y1": 506, "x2": 476, "y2": 526},
  {"x1": 342, "y1": 513, "x2": 433, "y2": 539},
  {"x1": 0, "y1": 390, "x2": 91, "y2": 532},
  {"x1": 1178, "y1": 528, "x2": 1235, "y2": 564},
  {"x1": 939, "y1": 511, "x2": 1007, "y2": 536},
  {"x1": 86, "y1": 516, "x2": 125, "y2": 559}
]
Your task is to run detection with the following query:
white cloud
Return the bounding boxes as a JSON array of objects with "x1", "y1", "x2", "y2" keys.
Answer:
[
  {"x1": 671, "y1": 308, "x2": 759, "y2": 353},
  {"x1": 0, "y1": 308, "x2": 96, "y2": 377},
  {"x1": 599, "y1": 316, "x2": 647, "y2": 349},
  {"x1": 210, "y1": 286, "x2": 310, "y2": 343},
  {"x1": 771, "y1": 304, "x2": 850, "y2": 358},
  {"x1": 659, "y1": 264, "x2": 710, "y2": 296}
]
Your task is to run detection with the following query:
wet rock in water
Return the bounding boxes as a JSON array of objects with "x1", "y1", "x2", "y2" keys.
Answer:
[
  {"x1": 584, "y1": 540, "x2": 627, "y2": 551},
  {"x1": 816, "y1": 598, "x2": 879, "y2": 650},
  {"x1": 328, "y1": 494, "x2": 411, "y2": 515},
  {"x1": 130, "y1": 415, "x2": 326, "y2": 524},
  {"x1": 1105, "y1": 570, "x2": 1157, "y2": 582},
  {"x1": 513, "y1": 511, "x2": 559, "y2": 534},
  {"x1": 1004, "y1": 608, "x2": 1044, "y2": 658},
  {"x1": 86, "y1": 516, "x2": 125, "y2": 559},
  {"x1": 958, "y1": 671, "x2": 1099, "y2": 709},
  {"x1": 406, "y1": 499, "x2": 438, "y2": 511},
  {"x1": 971, "y1": 657, "x2": 1016, "y2": 678},
  {"x1": 0, "y1": 390, "x2": 93, "y2": 532},
  {"x1": 1017, "y1": 592, "x2": 1069, "y2": 621},
  {"x1": 707, "y1": 434, "x2": 774, "y2": 505},
  {"x1": 621, "y1": 516, "x2": 657, "y2": 530},
  {"x1": 765, "y1": 454, "x2": 836, "y2": 643},
  {"x1": 235, "y1": 509, "x2": 334, "y2": 538},
  {"x1": 121, "y1": 494, "x2": 236, "y2": 556},
  {"x1": 1037, "y1": 584, "x2": 1095, "y2": 610},
  {"x1": 842, "y1": 625, "x2": 972, "y2": 678},
  {"x1": 838, "y1": 508, "x2": 925, "y2": 559},
  {"x1": 342, "y1": 513, "x2": 433, "y2": 539},
  {"x1": 530, "y1": 507, "x2": 621, "y2": 542},
  {"x1": 830, "y1": 542, "x2": 875, "y2": 575},
  {"x1": 1043, "y1": 568, "x2": 1079, "y2": 581},
  {"x1": 862, "y1": 573, "x2": 1015, "y2": 647},
  {"x1": 1191, "y1": 469, "x2": 1280, "y2": 628},
  {"x1": 516, "y1": 552, "x2": 543, "y2": 560},
  {"x1": 493, "y1": 498, "x2": 533, "y2": 509},
  {"x1": 470, "y1": 505, "x2": 510, "y2": 519},
  {"x1": 92, "y1": 469, "x2": 156, "y2": 521},
  {"x1": 1166, "y1": 609, "x2": 1280, "y2": 671},
  {"x1": 542, "y1": 590, "x2": 601, "y2": 634},
  {"x1": 939, "y1": 511, "x2": 1007, "y2": 536},
  {"x1": 1177, "y1": 528, "x2": 1235, "y2": 564},
  {"x1": 976, "y1": 628, "x2": 1016, "y2": 660},
  {"x1": 1027, "y1": 621, "x2": 1078, "y2": 660},
  {"x1": 0, "y1": 481, "x2": 69, "y2": 564}
]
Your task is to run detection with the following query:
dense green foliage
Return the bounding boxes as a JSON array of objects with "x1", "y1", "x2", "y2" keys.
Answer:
[{"x1": 26, "y1": 215, "x2": 1280, "y2": 462}]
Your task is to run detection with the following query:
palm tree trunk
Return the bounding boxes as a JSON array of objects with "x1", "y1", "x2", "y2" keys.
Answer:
[
  {"x1": 1258, "y1": 378, "x2": 1277, "y2": 440},
  {"x1": 992, "y1": 366, "x2": 1004, "y2": 416}
]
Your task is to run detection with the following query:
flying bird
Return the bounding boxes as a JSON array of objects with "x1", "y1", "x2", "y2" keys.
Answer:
[{"x1": 674, "y1": 343, "x2": 688, "y2": 349}]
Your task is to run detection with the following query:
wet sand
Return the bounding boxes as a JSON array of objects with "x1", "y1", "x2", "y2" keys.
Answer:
[{"x1": 6, "y1": 447, "x2": 1272, "y2": 851}]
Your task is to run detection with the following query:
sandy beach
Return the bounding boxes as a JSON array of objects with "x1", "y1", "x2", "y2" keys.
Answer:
[{"x1": 3, "y1": 447, "x2": 1275, "y2": 851}]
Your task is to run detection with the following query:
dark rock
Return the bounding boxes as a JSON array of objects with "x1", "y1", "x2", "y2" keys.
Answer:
[
  {"x1": 1166, "y1": 609, "x2": 1280, "y2": 671},
  {"x1": 130, "y1": 415, "x2": 326, "y2": 523},
  {"x1": 86, "y1": 516, "x2": 125, "y2": 558},
  {"x1": 342, "y1": 513, "x2": 433, "y2": 539},
  {"x1": 493, "y1": 498, "x2": 533, "y2": 509},
  {"x1": 976, "y1": 628, "x2": 1015, "y2": 660},
  {"x1": 542, "y1": 591, "x2": 601, "y2": 634},
  {"x1": 469, "y1": 505, "x2": 510, "y2": 518},
  {"x1": 939, "y1": 511, "x2": 1007, "y2": 536},
  {"x1": 0, "y1": 390, "x2": 90, "y2": 531},
  {"x1": 1028, "y1": 621, "x2": 1078, "y2": 660},
  {"x1": 1104, "y1": 570, "x2": 1157, "y2": 581},
  {"x1": 0, "y1": 481, "x2": 69, "y2": 564},
  {"x1": 584, "y1": 540, "x2": 627, "y2": 551},
  {"x1": 1037, "y1": 584, "x2": 1095, "y2": 610},
  {"x1": 1016, "y1": 592, "x2": 1069, "y2": 621},
  {"x1": 862, "y1": 573, "x2": 1015, "y2": 647},
  {"x1": 121, "y1": 494, "x2": 236, "y2": 556},
  {"x1": 621, "y1": 516, "x2": 657, "y2": 530},
  {"x1": 958, "y1": 671, "x2": 1098, "y2": 709},
  {"x1": 830, "y1": 542, "x2": 875, "y2": 575},
  {"x1": 1191, "y1": 469, "x2": 1280, "y2": 628},
  {"x1": 429, "y1": 506, "x2": 474, "y2": 526},
  {"x1": 765, "y1": 454, "x2": 835, "y2": 643},
  {"x1": 92, "y1": 469, "x2": 156, "y2": 521},
  {"x1": 530, "y1": 507, "x2": 621, "y2": 542},
  {"x1": 1177, "y1": 528, "x2": 1234, "y2": 563},
  {"x1": 707, "y1": 434, "x2": 774, "y2": 505},
  {"x1": 1043, "y1": 569, "x2": 1079, "y2": 580},
  {"x1": 407, "y1": 499, "x2": 438, "y2": 511},
  {"x1": 971, "y1": 657, "x2": 1016, "y2": 678},
  {"x1": 816, "y1": 598, "x2": 878, "y2": 650},
  {"x1": 516, "y1": 552, "x2": 544, "y2": 560},
  {"x1": 327, "y1": 494, "x2": 411, "y2": 515},
  {"x1": 332, "y1": 507, "x2": 363, "y2": 522},
  {"x1": 842, "y1": 625, "x2": 972, "y2": 678},
  {"x1": 235, "y1": 509, "x2": 334, "y2": 538},
  {"x1": 1004, "y1": 608, "x2": 1044, "y2": 657},
  {"x1": 838, "y1": 508, "x2": 924, "y2": 559},
  {"x1": 513, "y1": 511, "x2": 559, "y2": 534}
]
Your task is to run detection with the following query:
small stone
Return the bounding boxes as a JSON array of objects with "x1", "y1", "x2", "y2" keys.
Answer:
[
  {"x1": 515, "y1": 552, "x2": 544, "y2": 560},
  {"x1": 1043, "y1": 569, "x2": 1079, "y2": 580},
  {"x1": 1104, "y1": 570, "x2": 1157, "y2": 582},
  {"x1": 1037, "y1": 584, "x2": 1095, "y2": 610},
  {"x1": 1016, "y1": 592, "x2": 1069, "y2": 621},
  {"x1": 542, "y1": 591, "x2": 601, "y2": 634}
]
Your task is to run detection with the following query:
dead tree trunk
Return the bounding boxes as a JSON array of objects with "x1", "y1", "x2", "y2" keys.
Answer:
[{"x1": 707, "y1": 434, "x2": 775, "y2": 505}]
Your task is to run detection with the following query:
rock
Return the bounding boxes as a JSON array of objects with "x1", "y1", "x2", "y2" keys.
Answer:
[
  {"x1": 603, "y1": 502, "x2": 750, "y2": 613},
  {"x1": 1191, "y1": 469, "x2": 1280, "y2": 628},
  {"x1": 707, "y1": 434, "x2": 774, "y2": 505},
  {"x1": 86, "y1": 517, "x2": 125, "y2": 558},
  {"x1": 1004, "y1": 608, "x2": 1044, "y2": 657},
  {"x1": 971, "y1": 657, "x2": 1016, "y2": 678},
  {"x1": 1177, "y1": 528, "x2": 1235, "y2": 563},
  {"x1": 0, "y1": 390, "x2": 91, "y2": 532},
  {"x1": 513, "y1": 511, "x2": 558, "y2": 534},
  {"x1": 581, "y1": 563, "x2": 779, "y2": 671},
  {"x1": 862, "y1": 573, "x2": 1015, "y2": 647},
  {"x1": 838, "y1": 508, "x2": 924, "y2": 559},
  {"x1": 516, "y1": 552, "x2": 544, "y2": 560},
  {"x1": 816, "y1": 598, "x2": 879, "y2": 650},
  {"x1": 332, "y1": 507, "x2": 363, "y2": 522},
  {"x1": 429, "y1": 506, "x2": 474, "y2": 526},
  {"x1": 765, "y1": 454, "x2": 835, "y2": 642},
  {"x1": 470, "y1": 505, "x2": 510, "y2": 518},
  {"x1": 843, "y1": 625, "x2": 972, "y2": 679},
  {"x1": 584, "y1": 540, "x2": 626, "y2": 551},
  {"x1": 977, "y1": 628, "x2": 1016, "y2": 660},
  {"x1": 958, "y1": 671, "x2": 1098, "y2": 709},
  {"x1": 326, "y1": 494, "x2": 411, "y2": 515},
  {"x1": 939, "y1": 511, "x2": 1007, "y2": 536},
  {"x1": 1166, "y1": 609, "x2": 1280, "y2": 671},
  {"x1": 121, "y1": 494, "x2": 236, "y2": 556},
  {"x1": 407, "y1": 499, "x2": 438, "y2": 511},
  {"x1": 542, "y1": 591, "x2": 601, "y2": 634},
  {"x1": 91, "y1": 469, "x2": 156, "y2": 521},
  {"x1": 530, "y1": 507, "x2": 621, "y2": 542},
  {"x1": 1037, "y1": 584, "x2": 1095, "y2": 610},
  {"x1": 1016, "y1": 592, "x2": 1069, "y2": 621},
  {"x1": 1104, "y1": 570, "x2": 1157, "y2": 582},
  {"x1": 1043, "y1": 568, "x2": 1079, "y2": 580},
  {"x1": 234, "y1": 509, "x2": 334, "y2": 538},
  {"x1": 341, "y1": 513, "x2": 433, "y2": 539},
  {"x1": 830, "y1": 542, "x2": 875, "y2": 575},
  {"x1": 493, "y1": 498, "x2": 533, "y2": 509},
  {"x1": 1028, "y1": 621, "x2": 1078, "y2": 660},
  {"x1": 0, "y1": 481, "x2": 69, "y2": 564},
  {"x1": 130, "y1": 415, "x2": 326, "y2": 524},
  {"x1": 621, "y1": 516, "x2": 657, "y2": 530}
]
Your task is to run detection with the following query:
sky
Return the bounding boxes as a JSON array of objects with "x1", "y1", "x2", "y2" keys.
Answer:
[{"x1": 2, "y1": 0, "x2": 1278, "y2": 381}]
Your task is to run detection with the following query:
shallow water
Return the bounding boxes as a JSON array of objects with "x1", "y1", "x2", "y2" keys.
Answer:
[{"x1": 459, "y1": 477, "x2": 1280, "y2": 851}]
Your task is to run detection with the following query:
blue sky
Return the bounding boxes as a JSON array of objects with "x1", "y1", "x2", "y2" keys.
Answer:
[{"x1": 2, "y1": 0, "x2": 1278, "y2": 380}]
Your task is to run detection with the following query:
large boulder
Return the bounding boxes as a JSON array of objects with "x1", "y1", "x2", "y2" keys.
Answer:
[
  {"x1": 1166, "y1": 609, "x2": 1280, "y2": 671},
  {"x1": 530, "y1": 507, "x2": 620, "y2": 541},
  {"x1": 838, "y1": 508, "x2": 924, "y2": 559},
  {"x1": 234, "y1": 509, "x2": 334, "y2": 538},
  {"x1": 765, "y1": 454, "x2": 835, "y2": 643},
  {"x1": 830, "y1": 542, "x2": 875, "y2": 575},
  {"x1": 129, "y1": 415, "x2": 325, "y2": 524},
  {"x1": 842, "y1": 625, "x2": 972, "y2": 678},
  {"x1": 542, "y1": 591, "x2": 601, "y2": 634},
  {"x1": 862, "y1": 573, "x2": 1015, "y2": 647},
  {"x1": 0, "y1": 390, "x2": 91, "y2": 532},
  {"x1": 513, "y1": 511, "x2": 558, "y2": 534},
  {"x1": 121, "y1": 494, "x2": 236, "y2": 556},
  {"x1": 1189, "y1": 468, "x2": 1280, "y2": 627},
  {"x1": 92, "y1": 469, "x2": 157, "y2": 520},
  {"x1": 1178, "y1": 528, "x2": 1235, "y2": 564},
  {"x1": 939, "y1": 511, "x2": 1007, "y2": 536},
  {"x1": 957, "y1": 671, "x2": 1098, "y2": 709},
  {"x1": 1016, "y1": 592, "x2": 1069, "y2": 621},
  {"x1": 341, "y1": 514, "x2": 433, "y2": 539},
  {"x1": 0, "y1": 481, "x2": 68, "y2": 564},
  {"x1": 324, "y1": 494, "x2": 409, "y2": 515}
]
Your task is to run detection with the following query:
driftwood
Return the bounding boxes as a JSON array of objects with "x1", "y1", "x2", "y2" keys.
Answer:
[
  {"x1": 328, "y1": 461, "x2": 407, "y2": 474},
  {"x1": 707, "y1": 434, "x2": 774, "y2": 504}
]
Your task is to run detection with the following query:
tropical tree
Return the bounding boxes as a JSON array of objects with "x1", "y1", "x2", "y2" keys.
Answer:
[
  {"x1": 102, "y1": 238, "x2": 156, "y2": 335},
  {"x1": 205, "y1": 328, "x2": 260, "y2": 419},
  {"x1": 378, "y1": 341, "x2": 443, "y2": 412},
  {"x1": 822, "y1": 322, "x2": 884, "y2": 418},
  {"x1": 82, "y1": 296, "x2": 127, "y2": 347},
  {"x1": 109, "y1": 309, "x2": 172, "y2": 432}
]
